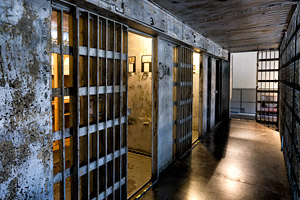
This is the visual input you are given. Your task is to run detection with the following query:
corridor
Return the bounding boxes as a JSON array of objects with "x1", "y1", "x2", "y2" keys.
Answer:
[{"x1": 141, "y1": 119, "x2": 292, "y2": 200}]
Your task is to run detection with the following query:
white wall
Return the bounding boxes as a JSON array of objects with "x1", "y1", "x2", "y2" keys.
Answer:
[{"x1": 232, "y1": 52, "x2": 257, "y2": 88}]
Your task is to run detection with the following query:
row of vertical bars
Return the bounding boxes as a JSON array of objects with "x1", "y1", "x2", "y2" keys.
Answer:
[
  {"x1": 278, "y1": 6, "x2": 300, "y2": 197},
  {"x1": 176, "y1": 46, "x2": 193, "y2": 158},
  {"x1": 256, "y1": 50, "x2": 279, "y2": 127},
  {"x1": 51, "y1": 1, "x2": 128, "y2": 199}
]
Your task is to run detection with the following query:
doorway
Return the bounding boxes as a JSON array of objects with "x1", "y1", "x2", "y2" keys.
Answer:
[
  {"x1": 127, "y1": 32, "x2": 153, "y2": 197},
  {"x1": 215, "y1": 60, "x2": 222, "y2": 123},
  {"x1": 172, "y1": 46, "x2": 193, "y2": 158},
  {"x1": 192, "y1": 52, "x2": 201, "y2": 143}
]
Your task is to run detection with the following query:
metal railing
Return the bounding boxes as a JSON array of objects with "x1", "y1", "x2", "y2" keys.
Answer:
[{"x1": 230, "y1": 88, "x2": 256, "y2": 115}]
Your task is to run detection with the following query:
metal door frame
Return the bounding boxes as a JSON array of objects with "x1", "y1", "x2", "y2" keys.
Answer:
[{"x1": 126, "y1": 29, "x2": 156, "y2": 197}]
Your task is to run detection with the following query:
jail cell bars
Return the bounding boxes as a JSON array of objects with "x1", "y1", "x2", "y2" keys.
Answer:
[
  {"x1": 51, "y1": 2, "x2": 128, "y2": 199},
  {"x1": 256, "y1": 51, "x2": 279, "y2": 126},
  {"x1": 173, "y1": 46, "x2": 193, "y2": 158},
  {"x1": 172, "y1": 47, "x2": 178, "y2": 158}
]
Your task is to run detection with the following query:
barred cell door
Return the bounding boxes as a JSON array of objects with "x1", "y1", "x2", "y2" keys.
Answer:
[
  {"x1": 51, "y1": 1, "x2": 128, "y2": 199},
  {"x1": 174, "y1": 46, "x2": 193, "y2": 158},
  {"x1": 256, "y1": 50, "x2": 279, "y2": 129}
]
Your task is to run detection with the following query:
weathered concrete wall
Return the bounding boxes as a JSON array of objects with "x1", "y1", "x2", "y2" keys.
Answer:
[
  {"x1": 222, "y1": 60, "x2": 230, "y2": 121},
  {"x1": 201, "y1": 54, "x2": 208, "y2": 135},
  {"x1": 210, "y1": 58, "x2": 216, "y2": 129},
  {"x1": 279, "y1": 3, "x2": 300, "y2": 200},
  {"x1": 0, "y1": 0, "x2": 52, "y2": 199},
  {"x1": 156, "y1": 38, "x2": 174, "y2": 173},
  {"x1": 128, "y1": 33, "x2": 152, "y2": 154},
  {"x1": 84, "y1": 0, "x2": 229, "y2": 60}
]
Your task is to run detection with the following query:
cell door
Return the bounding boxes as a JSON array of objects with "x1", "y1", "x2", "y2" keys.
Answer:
[
  {"x1": 215, "y1": 60, "x2": 222, "y2": 123},
  {"x1": 174, "y1": 46, "x2": 193, "y2": 158},
  {"x1": 51, "y1": 1, "x2": 128, "y2": 199},
  {"x1": 256, "y1": 50, "x2": 279, "y2": 128}
]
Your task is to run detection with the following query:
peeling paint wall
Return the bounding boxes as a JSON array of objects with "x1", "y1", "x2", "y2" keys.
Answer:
[
  {"x1": 157, "y1": 38, "x2": 174, "y2": 173},
  {"x1": 0, "y1": 0, "x2": 52, "y2": 199},
  {"x1": 210, "y1": 58, "x2": 216, "y2": 129}
]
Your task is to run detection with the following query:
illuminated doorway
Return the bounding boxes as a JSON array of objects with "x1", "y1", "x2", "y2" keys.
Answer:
[
  {"x1": 127, "y1": 32, "x2": 153, "y2": 197},
  {"x1": 193, "y1": 52, "x2": 201, "y2": 143}
]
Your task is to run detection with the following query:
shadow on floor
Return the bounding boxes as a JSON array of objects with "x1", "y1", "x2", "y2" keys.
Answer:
[
  {"x1": 140, "y1": 121, "x2": 231, "y2": 200},
  {"x1": 202, "y1": 120, "x2": 231, "y2": 160},
  {"x1": 141, "y1": 119, "x2": 292, "y2": 200}
]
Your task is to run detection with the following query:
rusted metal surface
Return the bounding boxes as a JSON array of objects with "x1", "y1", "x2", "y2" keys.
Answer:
[
  {"x1": 153, "y1": 0, "x2": 298, "y2": 52},
  {"x1": 0, "y1": 0, "x2": 52, "y2": 199}
]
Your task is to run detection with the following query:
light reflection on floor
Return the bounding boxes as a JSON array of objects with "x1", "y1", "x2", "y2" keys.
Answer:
[{"x1": 141, "y1": 119, "x2": 292, "y2": 200}]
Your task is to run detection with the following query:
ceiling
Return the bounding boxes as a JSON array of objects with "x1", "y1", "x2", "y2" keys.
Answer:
[{"x1": 152, "y1": 0, "x2": 298, "y2": 52}]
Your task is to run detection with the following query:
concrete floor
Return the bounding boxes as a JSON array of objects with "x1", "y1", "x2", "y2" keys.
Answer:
[
  {"x1": 127, "y1": 152, "x2": 152, "y2": 197},
  {"x1": 141, "y1": 119, "x2": 292, "y2": 200}
]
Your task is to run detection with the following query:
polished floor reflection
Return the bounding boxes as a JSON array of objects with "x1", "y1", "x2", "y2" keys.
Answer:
[{"x1": 141, "y1": 119, "x2": 292, "y2": 200}]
